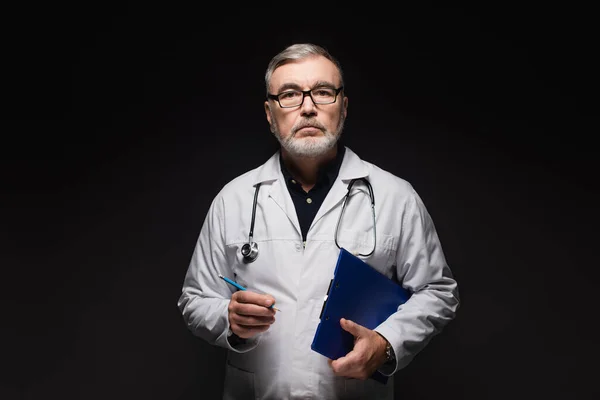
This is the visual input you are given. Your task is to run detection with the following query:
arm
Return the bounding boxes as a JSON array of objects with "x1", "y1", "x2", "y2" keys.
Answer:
[
  {"x1": 329, "y1": 187, "x2": 459, "y2": 380},
  {"x1": 374, "y1": 188, "x2": 460, "y2": 374},
  {"x1": 176, "y1": 195, "x2": 263, "y2": 353}
]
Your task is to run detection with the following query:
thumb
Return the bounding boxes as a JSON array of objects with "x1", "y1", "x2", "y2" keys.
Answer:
[{"x1": 340, "y1": 318, "x2": 364, "y2": 337}]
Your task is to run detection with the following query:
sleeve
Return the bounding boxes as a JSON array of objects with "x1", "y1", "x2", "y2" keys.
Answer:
[
  {"x1": 374, "y1": 187, "x2": 460, "y2": 375},
  {"x1": 177, "y1": 193, "x2": 262, "y2": 353}
]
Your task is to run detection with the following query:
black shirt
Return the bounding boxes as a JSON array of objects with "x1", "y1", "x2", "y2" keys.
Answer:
[{"x1": 279, "y1": 143, "x2": 346, "y2": 242}]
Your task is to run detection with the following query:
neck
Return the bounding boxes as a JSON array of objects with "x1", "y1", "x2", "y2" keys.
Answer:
[{"x1": 281, "y1": 145, "x2": 338, "y2": 191}]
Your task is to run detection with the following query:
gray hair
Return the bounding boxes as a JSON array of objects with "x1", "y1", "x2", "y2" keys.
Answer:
[{"x1": 265, "y1": 43, "x2": 344, "y2": 95}]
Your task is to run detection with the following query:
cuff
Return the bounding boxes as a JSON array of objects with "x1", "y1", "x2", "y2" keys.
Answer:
[
  {"x1": 373, "y1": 324, "x2": 401, "y2": 376},
  {"x1": 223, "y1": 326, "x2": 261, "y2": 353}
]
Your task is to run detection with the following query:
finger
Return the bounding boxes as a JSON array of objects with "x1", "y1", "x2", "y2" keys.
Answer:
[
  {"x1": 329, "y1": 354, "x2": 353, "y2": 377},
  {"x1": 231, "y1": 313, "x2": 275, "y2": 327},
  {"x1": 340, "y1": 318, "x2": 365, "y2": 337},
  {"x1": 230, "y1": 301, "x2": 276, "y2": 318},
  {"x1": 231, "y1": 323, "x2": 271, "y2": 339},
  {"x1": 234, "y1": 291, "x2": 276, "y2": 308}
]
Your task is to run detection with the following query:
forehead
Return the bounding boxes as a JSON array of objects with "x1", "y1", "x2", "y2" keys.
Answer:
[{"x1": 270, "y1": 55, "x2": 341, "y2": 91}]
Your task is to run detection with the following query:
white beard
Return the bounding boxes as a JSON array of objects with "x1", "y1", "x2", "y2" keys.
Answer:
[{"x1": 270, "y1": 113, "x2": 345, "y2": 158}]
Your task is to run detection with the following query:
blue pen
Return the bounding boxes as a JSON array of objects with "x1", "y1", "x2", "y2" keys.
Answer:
[{"x1": 218, "y1": 274, "x2": 281, "y2": 312}]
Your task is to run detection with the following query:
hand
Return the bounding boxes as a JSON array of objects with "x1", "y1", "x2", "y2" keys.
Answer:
[
  {"x1": 328, "y1": 318, "x2": 388, "y2": 380},
  {"x1": 228, "y1": 290, "x2": 277, "y2": 339}
]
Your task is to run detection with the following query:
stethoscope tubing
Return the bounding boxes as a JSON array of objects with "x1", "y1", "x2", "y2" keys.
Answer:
[{"x1": 241, "y1": 178, "x2": 376, "y2": 262}]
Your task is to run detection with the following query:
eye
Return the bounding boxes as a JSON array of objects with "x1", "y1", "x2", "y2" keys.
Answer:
[
  {"x1": 314, "y1": 89, "x2": 334, "y2": 96},
  {"x1": 279, "y1": 91, "x2": 300, "y2": 99}
]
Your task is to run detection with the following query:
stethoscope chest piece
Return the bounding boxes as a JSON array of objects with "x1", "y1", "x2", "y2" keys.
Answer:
[{"x1": 241, "y1": 241, "x2": 259, "y2": 263}]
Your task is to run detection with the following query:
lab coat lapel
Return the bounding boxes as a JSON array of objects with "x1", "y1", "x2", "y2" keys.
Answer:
[
  {"x1": 268, "y1": 178, "x2": 302, "y2": 238},
  {"x1": 309, "y1": 178, "x2": 348, "y2": 231},
  {"x1": 310, "y1": 147, "x2": 369, "y2": 230},
  {"x1": 253, "y1": 151, "x2": 302, "y2": 238}
]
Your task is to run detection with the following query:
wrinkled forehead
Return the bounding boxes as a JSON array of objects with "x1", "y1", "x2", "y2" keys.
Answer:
[{"x1": 269, "y1": 56, "x2": 342, "y2": 93}]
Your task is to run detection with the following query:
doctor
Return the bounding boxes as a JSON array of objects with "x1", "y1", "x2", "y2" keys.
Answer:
[{"x1": 177, "y1": 43, "x2": 460, "y2": 400}]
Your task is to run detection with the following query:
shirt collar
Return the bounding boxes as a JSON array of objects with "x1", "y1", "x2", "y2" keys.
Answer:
[{"x1": 252, "y1": 144, "x2": 368, "y2": 186}]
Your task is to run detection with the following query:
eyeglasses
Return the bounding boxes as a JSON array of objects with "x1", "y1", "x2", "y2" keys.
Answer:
[{"x1": 267, "y1": 86, "x2": 344, "y2": 108}]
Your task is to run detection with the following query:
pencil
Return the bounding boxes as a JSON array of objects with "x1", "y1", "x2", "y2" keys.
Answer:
[{"x1": 218, "y1": 274, "x2": 281, "y2": 312}]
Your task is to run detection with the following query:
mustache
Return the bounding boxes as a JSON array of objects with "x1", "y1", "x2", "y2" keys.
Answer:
[{"x1": 292, "y1": 119, "x2": 327, "y2": 135}]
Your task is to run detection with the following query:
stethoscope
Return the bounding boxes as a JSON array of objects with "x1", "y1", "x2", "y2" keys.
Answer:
[{"x1": 240, "y1": 177, "x2": 376, "y2": 263}]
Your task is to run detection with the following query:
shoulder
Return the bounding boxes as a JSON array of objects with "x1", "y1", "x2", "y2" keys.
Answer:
[
  {"x1": 341, "y1": 146, "x2": 421, "y2": 209},
  {"x1": 359, "y1": 160, "x2": 435, "y2": 231},
  {"x1": 218, "y1": 168, "x2": 260, "y2": 198},
  {"x1": 212, "y1": 153, "x2": 278, "y2": 206},
  {"x1": 359, "y1": 158, "x2": 418, "y2": 203}
]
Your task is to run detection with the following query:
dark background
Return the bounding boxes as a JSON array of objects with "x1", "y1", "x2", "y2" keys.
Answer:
[{"x1": 2, "y1": 3, "x2": 598, "y2": 399}]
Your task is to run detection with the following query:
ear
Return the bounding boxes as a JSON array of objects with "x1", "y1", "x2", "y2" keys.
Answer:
[
  {"x1": 264, "y1": 101, "x2": 272, "y2": 125},
  {"x1": 342, "y1": 95, "x2": 348, "y2": 118}
]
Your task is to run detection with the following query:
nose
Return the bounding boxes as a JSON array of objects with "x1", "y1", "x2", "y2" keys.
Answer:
[{"x1": 300, "y1": 92, "x2": 317, "y2": 117}]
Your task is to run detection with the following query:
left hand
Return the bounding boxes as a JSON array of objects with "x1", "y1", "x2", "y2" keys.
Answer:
[{"x1": 327, "y1": 318, "x2": 388, "y2": 380}]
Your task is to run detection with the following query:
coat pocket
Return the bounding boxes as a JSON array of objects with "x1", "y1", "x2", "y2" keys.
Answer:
[
  {"x1": 335, "y1": 228, "x2": 397, "y2": 275},
  {"x1": 222, "y1": 360, "x2": 256, "y2": 400}
]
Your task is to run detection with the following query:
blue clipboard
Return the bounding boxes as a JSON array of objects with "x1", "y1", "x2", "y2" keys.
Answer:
[{"x1": 311, "y1": 248, "x2": 412, "y2": 384}]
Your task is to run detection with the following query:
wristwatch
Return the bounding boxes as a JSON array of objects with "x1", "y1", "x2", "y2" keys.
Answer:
[
  {"x1": 227, "y1": 329, "x2": 247, "y2": 346},
  {"x1": 385, "y1": 341, "x2": 396, "y2": 364}
]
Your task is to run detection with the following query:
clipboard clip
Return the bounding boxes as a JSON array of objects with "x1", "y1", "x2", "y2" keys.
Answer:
[{"x1": 319, "y1": 279, "x2": 334, "y2": 320}]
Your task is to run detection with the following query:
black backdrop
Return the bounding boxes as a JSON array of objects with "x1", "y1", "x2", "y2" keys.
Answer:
[{"x1": 2, "y1": 4, "x2": 598, "y2": 400}]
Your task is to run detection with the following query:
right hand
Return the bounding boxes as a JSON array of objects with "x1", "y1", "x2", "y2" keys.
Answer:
[{"x1": 228, "y1": 290, "x2": 277, "y2": 339}]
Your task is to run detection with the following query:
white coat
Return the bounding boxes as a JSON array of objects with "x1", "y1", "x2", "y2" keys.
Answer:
[{"x1": 178, "y1": 146, "x2": 460, "y2": 400}]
